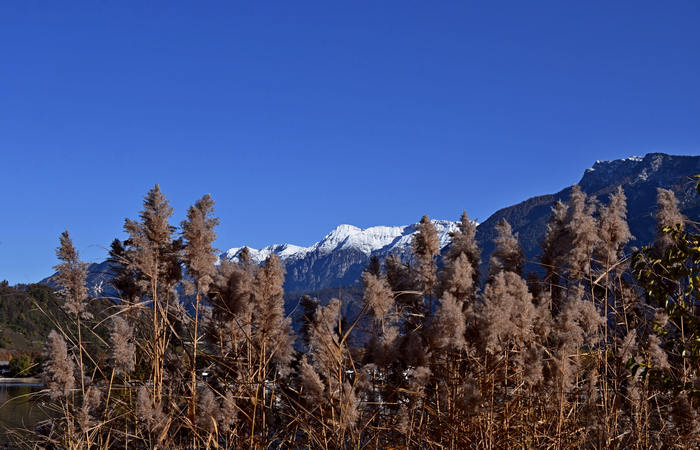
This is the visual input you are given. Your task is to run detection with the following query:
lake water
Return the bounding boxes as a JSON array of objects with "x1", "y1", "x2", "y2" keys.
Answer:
[{"x1": 0, "y1": 384, "x2": 46, "y2": 447}]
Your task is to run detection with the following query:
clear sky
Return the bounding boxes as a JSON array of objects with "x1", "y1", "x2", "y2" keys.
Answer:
[{"x1": 1, "y1": 1, "x2": 699, "y2": 284}]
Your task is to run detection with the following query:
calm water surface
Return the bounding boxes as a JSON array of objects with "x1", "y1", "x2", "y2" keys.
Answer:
[{"x1": 0, "y1": 384, "x2": 46, "y2": 447}]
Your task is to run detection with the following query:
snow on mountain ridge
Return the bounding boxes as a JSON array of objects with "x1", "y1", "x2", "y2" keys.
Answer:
[
  {"x1": 224, "y1": 243, "x2": 309, "y2": 265},
  {"x1": 313, "y1": 224, "x2": 406, "y2": 255},
  {"x1": 579, "y1": 153, "x2": 677, "y2": 193},
  {"x1": 585, "y1": 155, "x2": 644, "y2": 174},
  {"x1": 222, "y1": 219, "x2": 463, "y2": 264}
]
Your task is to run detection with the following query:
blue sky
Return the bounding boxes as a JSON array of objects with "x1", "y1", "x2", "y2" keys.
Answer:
[{"x1": 1, "y1": 1, "x2": 699, "y2": 283}]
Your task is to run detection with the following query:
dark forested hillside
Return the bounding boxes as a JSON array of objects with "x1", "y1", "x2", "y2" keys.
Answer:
[
  {"x1": 0, "y1": 283, "x2": 111, "y2": 353},
  {"x1": 0, "y1": 283, "x2": 65, "y2": 352}
]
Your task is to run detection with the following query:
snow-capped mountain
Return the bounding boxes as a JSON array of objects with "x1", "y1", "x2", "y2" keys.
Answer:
[{"x1": 221, "y1": 220, "x2": 460, "y2": 292}]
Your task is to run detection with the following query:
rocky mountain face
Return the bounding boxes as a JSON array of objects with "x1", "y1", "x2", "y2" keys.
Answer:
[
  {"x1": 50, "y1": 152, "x2": 700, "y2": 299},
  {"x1": 475, "y1": 153, "x2": 700, "y2": 276}
]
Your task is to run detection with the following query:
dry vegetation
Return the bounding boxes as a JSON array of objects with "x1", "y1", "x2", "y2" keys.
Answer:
[{"x1": 11, "y1": 183, "x2": 700, "y2": 448}]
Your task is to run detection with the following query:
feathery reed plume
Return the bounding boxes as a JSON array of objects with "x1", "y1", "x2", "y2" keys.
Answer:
[
  {"x1": 219, "y1": 391, "x2": 239, "y2": 434},
  {"x1": 478, "y1": 271, "x2": 538, "y2": 355},
  {"x1": 431, "y1": 292, "x2": 466, "y2": 350},
  {"x1": 654, "y1": 187, "x2": 685, "y2": 253},
  {"x1": 110, "y1": 315, "x2": 135, "y2": 375},
  {"x1": 441, "y1": 252, "x2": 475, "y2": 304},
  {"x1": 564, "y1": 185, "x2": 599, "y2": 281},
  {"x1": 551, "y1": 291, "x2": 603, "y2": 394},
  {"x1": 252, "y1": 254, "x2": 294, "y2": 373},
  {"x1": 76, "y1": 385, "x2": 102, "y2": 432},
  {"x1": 43, "y1": 330, "x2": 76, "y2": 400},
  {"x1": 123, "y1": 185, "x2": 182, "y2": 404},
  {"x1": 136, "y1": 386, "x2": 166, "y2": 434},
  {"x1": 339, "y1": 381, "x2": 360, "y2": 430},
  {"x1": 362, "y1": 272, "x2": 394, "y2": 320},
  {"x1": 671, "y1": 393, "x2": 700, "y2": 443},
  {"x1": 181, "y1": 194, "x2": 219, "y2": 293},
  {"x1": 413, "y1": 215, "x2": 440, "y2": 296},
  {"x1": 596, "y1": 186, "x2": 633, "y2": 266},
  {"x1": 196, "y1": 386, "x2": 221, "y2": 434},
  {"x1": 541, "y1": 200, "x2": 568, "y2": 308},
  {"x1": 54, "y1": 230, "x2": 91, "y2": 319},
  {"x1": 182, "y1": 194, "x2": 219, "y2": 427},
  {"x1": 445, "y1": 212, "x2": 481, "y2": 290},
  {"x1": 489, "y1": 219, "x2": 524, "y2": 277},
  {"x1": 299, "y1": 355, "x2": 325, "y2": 404},
  {"x1": 647, "y1": 334, "x2": 670, "y2": 370}
]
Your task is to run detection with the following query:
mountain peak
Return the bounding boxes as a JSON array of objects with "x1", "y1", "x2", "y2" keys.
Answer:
[
  {"x1": 320, "y1": 224, "x2": 363, "y2": 244},
  {"x1": 578, "y1": 152, "x2": 682, "y2": 193},
  {"x1": 588, "y1": 155, "x2": 644, "y2": 171},
  {"x1": 314, "y1": 224, "x2": 405, "y2": 255}
]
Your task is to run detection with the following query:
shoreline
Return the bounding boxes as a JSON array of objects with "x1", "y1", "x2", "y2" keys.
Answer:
[{"x1": 0, "y1": 377, "x2": 42, "y2": 386}]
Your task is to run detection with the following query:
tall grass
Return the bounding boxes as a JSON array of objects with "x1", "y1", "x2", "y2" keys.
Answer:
[{"x1": 13, "y1": 184, "x2": 699, "y2": 449}]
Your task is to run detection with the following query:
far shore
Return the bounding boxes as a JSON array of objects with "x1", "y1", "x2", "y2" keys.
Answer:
[{"x1": 0, "y1": 377, "x2": 42, "y2": 385}]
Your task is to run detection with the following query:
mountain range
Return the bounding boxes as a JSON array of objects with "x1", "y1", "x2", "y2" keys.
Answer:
[
  {"x1": 221, "y1": 152, "x2": 700, "y2": 292},
  {"x1": 46, "y1": 152, "x2": 700, "y2": 297},
  {"x1": 222, "y1": 221, "x2": 459, "y2": 293}
]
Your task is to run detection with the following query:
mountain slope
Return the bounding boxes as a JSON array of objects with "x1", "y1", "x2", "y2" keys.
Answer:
[
  {"x1": 474, "y1": 153, "x2": 700, "y2": 276},
  {"x1": 0, "y1": 283, "x2": 112, "y2": 354}
]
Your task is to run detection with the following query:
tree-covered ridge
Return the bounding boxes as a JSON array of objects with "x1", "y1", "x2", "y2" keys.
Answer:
[
  {"x1": 0, "y1": 283, "x2": 108, "y2": 353},
  {"x1": 12, "y1": 181, "x2": 700, "y2": 448},
  {"x1": 0, "y1": 283, "x2": 112, "y2": 377},
  {"x1": 0, "y1": 283, "x2": 61, "y2": 353}
]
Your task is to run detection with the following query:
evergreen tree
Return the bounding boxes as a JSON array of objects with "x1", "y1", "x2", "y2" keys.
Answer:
[
  {"x1": 107, "y1": 238, "x2": 140, "y2": 303},
  {"x1": 299, "y1": 294, "x2": 319, "y2": 349},
  {"x1": 365, "y1": 255, "x2": 382, "y2": 277}
]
